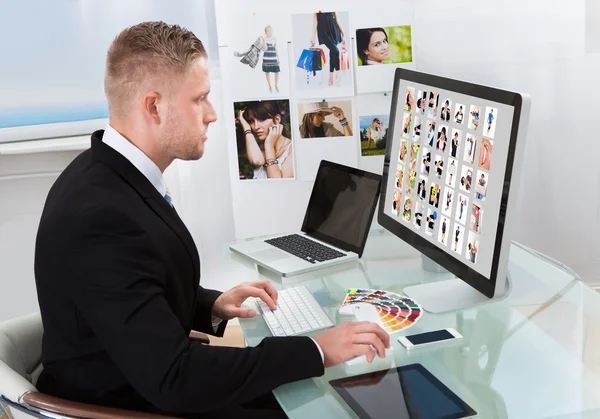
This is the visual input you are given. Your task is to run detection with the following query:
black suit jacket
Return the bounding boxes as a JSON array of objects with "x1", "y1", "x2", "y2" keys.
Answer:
[{"x1": 34, "y1": 130, "x2": 323, "y2": 416}]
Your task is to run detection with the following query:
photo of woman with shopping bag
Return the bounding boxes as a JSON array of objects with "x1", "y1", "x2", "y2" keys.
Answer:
[{"x1": 292, "y1": 11, "x2": 354, "y2": 96}]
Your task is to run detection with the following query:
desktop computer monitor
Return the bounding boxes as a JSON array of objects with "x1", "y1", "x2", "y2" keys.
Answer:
[{"x1": 378, "y1": 68, "x2": 531, "y2": 313}]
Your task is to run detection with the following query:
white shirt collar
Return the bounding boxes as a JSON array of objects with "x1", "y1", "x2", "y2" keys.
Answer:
[{"x1": 102, "y1": 124, "x2": 168, "y2": 198}]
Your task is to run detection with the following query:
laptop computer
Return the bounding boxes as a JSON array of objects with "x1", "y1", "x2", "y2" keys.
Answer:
[{"x1": 229, "y1": 160, "x2": 382, "y2": 277}]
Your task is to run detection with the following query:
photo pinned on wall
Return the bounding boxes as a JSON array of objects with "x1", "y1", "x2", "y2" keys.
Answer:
[
  {"x1": 426, "y1": 209, "x2": 438, "y2": 236},
  {"x1": 474, "y1": 170, "x2": 489, "y2": 201},
  {"x1": 478, "y1": 137, "x2": 493, "y2": 171},
  {"x1": 417, "y1": 176, "x2": 427, "y2": 201},
  {"x1": 413, "y1": 115, "x2": 422, "y2": 142},
  {"x1": 292, "y1": 11, "x2": 352, "y2": 94},
  {"x1": 401, "y1": 112, "x2": 412, "y2": 139},
  {"x1": 471, "y1": 204, "x2": 483, "y2": 233},
  {"x1": 427, "y1": 92, "x2": 439, "y2": 119},
  {"x1": 360, "y1": 113, "x2": 389, "y2": 156},
  {"x1": 421, "y1": 148, "x2": 431, "y2": 175},
  {"x1": 409, "y1": 143, "x2": 420, "y2": 170},
  {"x1": 399, "y1": 139, "x2": 408, "y2": 163},
  {"x1": 297, "y1": 100, "x2": 353, "y2": 139},
  {"x1": 227, "y1": 13, "x2": 292, "y2": 99},
  {"x1": 436, "y1": 124, "x2": 448, "y2": 152},
  {"x1": 450, "y1": 129, "x2": 461, "y2": 158},
  {"x1": 433, "y1": 154, "x2": 444, "y2": 179},
  {"x1": 425, "y1": 120, "x2": 436, "y2": 147},
  {"x1": 438, "y1": 216, "x2": 451, "y2": 246},
  {"x1": 414, "y1": 202, "x2": 424, "y2": 229},
  {"x1": 416, "y1": 90, "x2": 427, "y2": 115},
  {"x1": 234, "y1": 99, "x2": 294, "y2": 180},
  {"x1": 452, "y1": 222, "x2": 464, "y2": 254},
  {"x1": 233, "y1": 25, "x2": 283, "y2": 95},
  {"x1": 466, "y1": 231, "x2": 480, "y2": 264},
  {"x1": 439, "y1": 98, "x2": 452, "y2": 122},
  {"x1": 395, "y1": 164, "x2": 405, "y2": 190},
  {"x1": 356, "y1": 25, "x2": 413, "y2": 66},
  {"x1": 468, "y1": 105, "x2": 480, "y2": 131},
  {"x1": 442, "y1": 186, "x2": 454, "y2": 217},
  {"x1": 402, "y1": 196, "x2": 413, "y2": 222},
  {"x1": 455, "y1": 194, "x2": 469, "y2": 225},
  {"x1": 404, "y1": 87, "x2": 415, "y2": 112},
  {"x1": 464, "y1": 133, "x2": 477, "y2": 164},
  {"x1": 406, "y1": 170, "x2": 417, "y2": 194},
  {"x1": 454, "y1": 103, "x2": 465, "y2": 124},
  {"x1": 459, "y1": 165, "x2": 473, "y2": 193},
  {"x1": 484, "y1": 106, "x2": 498, "y2": 138},
  {"x1": 445, "y1": 158, "x2": 458, "y2": 188},
  {"x1": 392, "y1": 190, "x2": 401, "y2": 216},
  {"x1": 429, "y1": 183, "x2": 441, "y2": 208}
]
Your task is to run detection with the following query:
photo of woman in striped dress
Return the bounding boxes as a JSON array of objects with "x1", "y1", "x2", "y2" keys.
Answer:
[{"x1": 262, "y1": 25, "x2": 280, "y2": 93}]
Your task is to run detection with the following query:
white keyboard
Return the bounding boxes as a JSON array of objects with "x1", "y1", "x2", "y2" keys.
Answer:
[{"x1": 255, "y1": 285, "x2": 334, "y2": 337}]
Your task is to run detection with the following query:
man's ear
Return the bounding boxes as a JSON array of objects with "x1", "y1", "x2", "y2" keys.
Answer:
[
  {"x1": 273, "y1": 114, "x2": 281, "y2": 124},
  {"x1": 143, "y1": 91, "x2": 162, "y2": 124}
]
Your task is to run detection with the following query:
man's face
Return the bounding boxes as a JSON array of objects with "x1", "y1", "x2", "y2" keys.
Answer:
[{"x1": 160, "y1": 57, "x2": 217, "y2": 161}]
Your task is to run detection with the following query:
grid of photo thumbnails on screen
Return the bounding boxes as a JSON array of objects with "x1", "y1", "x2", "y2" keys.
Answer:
[{"x1": 387, "y1": 82, "x2": 514, "y2": 278}]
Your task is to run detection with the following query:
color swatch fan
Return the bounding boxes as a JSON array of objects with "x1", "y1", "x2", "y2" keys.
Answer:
[{"x1": 339, "y1": 288, "x2": 422, "y2": 334}]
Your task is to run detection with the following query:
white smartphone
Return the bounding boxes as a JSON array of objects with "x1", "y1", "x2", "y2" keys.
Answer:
[{"x1": 398, "y1": 328, "x2": 463, "y2": 350}]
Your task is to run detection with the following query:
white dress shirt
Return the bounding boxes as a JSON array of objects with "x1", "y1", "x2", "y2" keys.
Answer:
[{"x1": 101, "y1": 125, "x2": 325, "y2": 363}]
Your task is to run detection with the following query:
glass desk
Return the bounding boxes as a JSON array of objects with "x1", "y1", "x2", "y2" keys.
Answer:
[{"x1": 224, "y1": 226, "x2": 600, "y2": 418}]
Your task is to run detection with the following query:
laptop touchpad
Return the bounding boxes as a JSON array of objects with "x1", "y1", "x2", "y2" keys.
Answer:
[{"x1": 251, "y1": 248, "x2": 291, "y2": 262}]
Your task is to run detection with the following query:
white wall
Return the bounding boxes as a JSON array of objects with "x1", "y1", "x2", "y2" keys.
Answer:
[{"x1": 0, "y1": 153, "x2": 81, "y2": 321}]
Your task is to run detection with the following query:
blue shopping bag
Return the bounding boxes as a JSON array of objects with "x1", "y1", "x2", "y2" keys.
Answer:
[{"x1": 296, "y1": 48, "x2": 313, "y2": 72}]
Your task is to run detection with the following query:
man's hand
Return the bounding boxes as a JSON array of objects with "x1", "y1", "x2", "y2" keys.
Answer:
[
  {"x1": 313, "y1": 322, "x2": 390, "y2": 368},
  {"x1": 212, "y1": 280, "x2": 278, "y2": 321}
]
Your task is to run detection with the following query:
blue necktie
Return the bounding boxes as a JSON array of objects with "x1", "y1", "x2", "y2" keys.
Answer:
[{"x1": 164, "y1": 190, "x2": 174, "y2": 208}]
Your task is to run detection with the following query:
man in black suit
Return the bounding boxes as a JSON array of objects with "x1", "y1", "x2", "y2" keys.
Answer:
[{"x1": 34, "y1": 22, "x2": 389, "y2": 418}]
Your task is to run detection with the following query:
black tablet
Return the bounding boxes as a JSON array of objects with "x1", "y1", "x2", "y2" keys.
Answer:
[{"x1": 330, "y1": 363, "x2": 477, "y2": 419}]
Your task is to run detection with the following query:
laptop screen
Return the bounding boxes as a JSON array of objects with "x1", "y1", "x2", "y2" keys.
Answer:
[{"x1": 301, "y1": 161, "x2": 382, "y2": 256}]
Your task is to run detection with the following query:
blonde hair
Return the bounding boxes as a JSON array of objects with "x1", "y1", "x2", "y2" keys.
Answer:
[
  {"x1": 104, "y1": 21, "x2": 207, "y2": 120},
  {"x1": 265, "y1": 25, "x2": 273, "y2": 33}
]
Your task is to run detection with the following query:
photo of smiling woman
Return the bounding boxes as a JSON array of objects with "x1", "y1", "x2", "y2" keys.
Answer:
[
  {"x1": 234, "y1": 100, "x2": 294, "y2": 180},
  {"x1": 356, "y1": 25, "x2": 413, "y2": 66}
]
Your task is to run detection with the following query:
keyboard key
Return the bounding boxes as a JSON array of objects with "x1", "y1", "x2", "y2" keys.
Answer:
[{"x1": 265, "y1": 234, "x2": 347, "y2": 263}]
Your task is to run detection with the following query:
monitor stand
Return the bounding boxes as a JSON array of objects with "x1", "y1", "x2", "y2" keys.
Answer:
[{"x1": 404, "y1": 275, "x2": 511, "y2": 314}]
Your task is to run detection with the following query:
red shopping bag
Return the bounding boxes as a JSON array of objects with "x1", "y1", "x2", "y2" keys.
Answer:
[{"x1": 340, "y1": 45, "x2": 350, "y2": 71}]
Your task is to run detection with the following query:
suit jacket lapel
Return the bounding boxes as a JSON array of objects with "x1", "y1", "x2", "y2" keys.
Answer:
[{"x1": 90, "y1": 130, "x2": 201, "y2": 282}]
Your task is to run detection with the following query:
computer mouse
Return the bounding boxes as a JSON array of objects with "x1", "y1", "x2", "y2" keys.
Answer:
[{"x1": 344, "y1": 347, "x2": 394, "y2": 366}]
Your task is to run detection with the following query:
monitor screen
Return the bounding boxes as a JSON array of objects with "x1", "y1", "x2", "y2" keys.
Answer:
[
  {"x1": 302, "y1": 160, "x2": 382, "y2": 256},
  {"x1": 379, "y1": 69, "x2": 525, "y2": 297}
]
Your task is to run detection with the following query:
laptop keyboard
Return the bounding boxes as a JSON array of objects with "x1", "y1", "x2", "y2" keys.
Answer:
[{"x1": 265, "y1": 234, "x2": 346, "y2": 263}]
